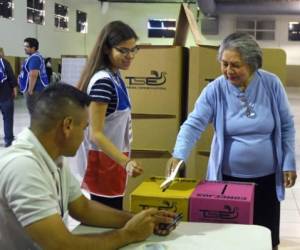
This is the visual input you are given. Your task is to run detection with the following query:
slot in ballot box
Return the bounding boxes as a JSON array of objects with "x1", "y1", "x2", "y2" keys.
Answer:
[
  {"x1": 130, "y1": 177, "x2": 197, "y2": 221},
  {"x1": 189, "y1": 181, "x2": 255, "y2": 224}
]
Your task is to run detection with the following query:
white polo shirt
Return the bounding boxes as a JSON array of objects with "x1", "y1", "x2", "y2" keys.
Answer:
[{"x1": 0, "y1": 128, "x2": 82, "y2": 227}]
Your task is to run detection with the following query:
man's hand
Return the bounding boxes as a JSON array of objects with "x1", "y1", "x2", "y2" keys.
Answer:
[
  {"x1": 12, "y1": 87, "x2": 18, "y2": 98},
  {"x1": 121, "y1": 208, "x2": 157, "y2": 243},
  {"x1": 153, "y1": 210, "x2": 177, "y2": 236},
  {"x1": 121, "y1": 208, "x2": 175, "y2": 243},
  {"x1": 165, "y1": 157, "x2": 182, "y2": 177},
  {"x1": 283, "y1": 171, "x2": 297, "y2": 188},
  {"x1": 125, "y1": 159, "x2": 143, "y2": 177}
]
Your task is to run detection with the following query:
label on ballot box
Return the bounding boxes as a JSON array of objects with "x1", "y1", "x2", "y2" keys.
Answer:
[
  {"x1": 130, "y1": 177, "x2": 197, "y2": 221},
  {"x1": 189, "y1": 180, "x2": 255, "y2": 224}
]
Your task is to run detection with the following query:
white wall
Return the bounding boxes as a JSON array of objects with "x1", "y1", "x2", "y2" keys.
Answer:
[
  {"x1": 0, "y1": 0, "x2": 92, "y2": 57},
  {"x1": 0, "y1": 0, "x2": 189, "y2": 58},
  {"x1": 208, "y1": 14, "x2": 300, "y2": 65},
  {"x1": 0, "y1": 0, "x2": 300, "y2": 64}
]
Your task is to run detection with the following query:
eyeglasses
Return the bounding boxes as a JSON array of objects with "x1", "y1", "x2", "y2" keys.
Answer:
[
  {"x1": 114, "y1": 46, "x2": 139, "y2": 56},
  {"x1": 238, "y1": 93, "x2": 256, "y2": 118}
]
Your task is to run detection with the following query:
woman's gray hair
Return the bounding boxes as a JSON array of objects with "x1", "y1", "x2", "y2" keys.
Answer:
[{"x1": 217, "y1": 32, "x2": 262, "y2": 71}]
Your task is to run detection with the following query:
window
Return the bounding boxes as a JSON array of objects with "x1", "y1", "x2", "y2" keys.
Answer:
[
  {"x1": 288, "y1": 22, "x2": 300, "y2": 41},
  {"x1": 27, "y1": 0, "x2": 45, "y2": 25},
  {"x1": 0, "y1": 0, "x2": 13, "y2": 20},
  {"x1": 54, "y1": 3, "x2": 68, "y2": 30},
  {"x1": 76, "y1": 10, "x2": 87, "y2": 33},
  {"x1": 148, "y1": 19, "x2": 176, "y2": 38},
  {"x1": 236, "y1": 19, "x2": 275, "y2": 41}
]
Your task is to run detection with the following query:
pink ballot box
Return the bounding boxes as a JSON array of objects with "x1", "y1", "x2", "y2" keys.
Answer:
[{"x1": 189, "y1": 181, "x2": 255, "y2": 224}]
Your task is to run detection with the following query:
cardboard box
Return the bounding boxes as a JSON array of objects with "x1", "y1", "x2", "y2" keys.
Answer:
[
  {"x1": 286, "y1": 65, "x2": 300, "y2": 87},
  {"x1": 123, "y1": 151, "x2": 171, "y2": 210},
  {"x1": 262, "y1": 48, "x2": 286, "y2": 85},
  {"x1": 189, "y1": 180, "x2": 255, "y2": 224},
  {"x1": 195, "y1": 151, "x2": 209, "y2": 180},
  {"x1": 120, "y1": 45, "x2": 188, "y2": 155},
  {"x1": 188, "y1": 46, "x2": 220, "y2": 154},
  {"x1": 130, "y1": 177, "x2": 197, "y2": 221},
  {"x1": 121, "y1": 46, "x2": 188, "y2": 116},
  {"x1": 131, "y1": 117, "x2": 178, "y2": 151},
  {"x1": 185, "y1": 150, "x2": 209, "y2": 180}
]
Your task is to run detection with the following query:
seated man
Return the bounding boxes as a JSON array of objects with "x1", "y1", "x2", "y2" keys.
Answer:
[{"x1": 0, "y1": 83, "x2": 175, "y2": 250}]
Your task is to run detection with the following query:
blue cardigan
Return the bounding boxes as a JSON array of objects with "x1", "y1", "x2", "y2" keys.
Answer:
[{"x1": 173, "y1": 69, "x2": 296, "y2": 201}]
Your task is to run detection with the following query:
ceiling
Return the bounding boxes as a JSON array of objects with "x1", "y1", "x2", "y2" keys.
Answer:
[
  {"x1": 198, "y1": 0, "x2": 300, "y2": 15},
  {"x1": 99, "y1": 0, "x2": 196, "y2": 2},
  {"x1": 216, "y1": 0, "x2": 300, "y2": 2},
  {"x1": 97, "y1": 0, "x2": 300, "y2": 13},
  {"x1": 99, "y1": 0, "x2": 300, "y2": 2}
]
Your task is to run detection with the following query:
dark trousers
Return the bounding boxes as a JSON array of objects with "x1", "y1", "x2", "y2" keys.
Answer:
[
  {"x1": 25, "y1": 92, "x2": 40, "y2": 115},
  {"x1": 0, "y1": 99, "x2": 14, "y2": 147},
  {"x1": 90, "y1": 194, "x2": 123, "y2": 210},
  {"x1": 223, "y1": 174, "x2": 280, "y2": 248}
]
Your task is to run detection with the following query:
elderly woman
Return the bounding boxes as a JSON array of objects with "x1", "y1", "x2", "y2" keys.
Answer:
[{"x1": 166, "y1": 32, "x2": 297, "y2": 250}]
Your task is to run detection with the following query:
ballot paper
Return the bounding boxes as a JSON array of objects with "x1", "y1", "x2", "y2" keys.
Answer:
[{"x1": 160, "y1": 160, "x2": 184, "y2": 191}]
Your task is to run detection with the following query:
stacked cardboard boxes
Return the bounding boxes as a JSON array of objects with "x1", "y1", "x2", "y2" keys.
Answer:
[
  {"x1": 121, "y1": 45, "x2": 286, "y2": 209},
  {"x1": 121, "y1": 46, "x2": 188, "y2": 209}
]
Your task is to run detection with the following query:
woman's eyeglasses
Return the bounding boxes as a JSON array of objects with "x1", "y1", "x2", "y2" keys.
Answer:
[
  {"x1": 238, "y1": 93, "x2": 256, "y2": 118},
  {"x1": 114, "y1": 46, "x2": 139, "y2": 56}
]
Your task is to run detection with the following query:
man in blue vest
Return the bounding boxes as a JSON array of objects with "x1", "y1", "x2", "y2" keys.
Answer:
[
  {"x1": 18, "y1": 38, "x2": 48, "y2": 114},
  {"x1": 0, "y1": 48, "x2": 17, "y2": 147}
]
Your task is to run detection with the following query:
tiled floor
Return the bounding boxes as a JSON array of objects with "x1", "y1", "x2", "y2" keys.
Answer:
[
  {"x1": 1, "y1": 88, "x2": 300, "y2": 249},
  {"x1": 278, "y1": 87, "x2": 300, "y2": 250}
]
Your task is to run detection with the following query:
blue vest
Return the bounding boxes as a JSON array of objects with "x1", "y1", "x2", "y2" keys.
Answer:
[
  {"x1": 18, "y1": 52, "x2": 49, "y2": 93},
  {"x1": 0, "y1": 58, "x2": 7, "y2": 83},
  {"x1": 109, "y1": 71, "x2": 131, "y2": 111}
]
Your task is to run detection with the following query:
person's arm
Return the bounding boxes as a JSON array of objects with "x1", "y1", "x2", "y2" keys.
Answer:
[
  {"x1": 25, "y1": 207, "x2": 174, "y2": 250},
  {"x1": 89, "y1": 101, "x2": 142, "y2": 176},
  {"x1": 12, "y1": 87, "x2": 18, "y2": 98},
  {"x1": 3, "y1": 59, "x2": 18, "y2": 97},
  {"x1": 165, "y1": 157, "x2": 183, "y2": 177},
  {"x1": 68, "y1": 194, "x2": 132, "y2": 228},
  {"x1": 165, "y1": 84, "x2": 215, "y2": 175},
  {"x1": 274, "y1": 78, "x2": 297, "y2": 187},
  {"x1": 28, "y1": 70, "x2": 39, "y2": 95},
  {"x1": 27, "y1": 56, "x2": 41, "y2": 95}
]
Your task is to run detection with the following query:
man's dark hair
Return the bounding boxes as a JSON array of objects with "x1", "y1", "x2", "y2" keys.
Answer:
[
  {"x1": 30, "y1": 83, "x2": 91, "y2": 131},
  {"x1": 24, "y1": 37, "x2": 39, "y2": 50}
]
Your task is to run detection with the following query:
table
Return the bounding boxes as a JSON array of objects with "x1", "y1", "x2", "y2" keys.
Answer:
[{"x1": 73, "y1": 221, "x2": 272, "y2": 250}]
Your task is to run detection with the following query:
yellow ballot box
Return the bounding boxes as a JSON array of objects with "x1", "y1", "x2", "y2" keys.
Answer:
[{"x1": 130, "y1": 177, "x2": 197, "y2": 221}]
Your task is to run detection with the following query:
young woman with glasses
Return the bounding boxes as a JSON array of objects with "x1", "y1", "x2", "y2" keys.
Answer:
[
  {"x1": 166, "y1": 32, "x2": 297, "y2": 250},
  {"x1": 77, "y1": 21, "x2": 143, "y2": 210}
]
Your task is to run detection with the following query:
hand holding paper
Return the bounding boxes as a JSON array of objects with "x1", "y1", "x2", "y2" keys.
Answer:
[{"x1": 160, "y1": 160, "x2": 184, "y2": 191}]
